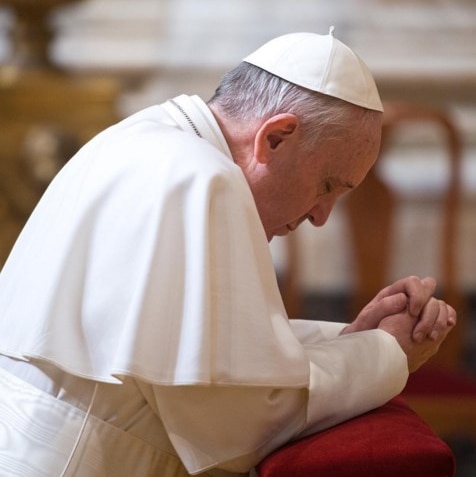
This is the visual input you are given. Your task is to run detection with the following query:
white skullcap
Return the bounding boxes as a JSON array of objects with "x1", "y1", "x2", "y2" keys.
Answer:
[{"x1": 243, "y1": 28, "x2": 383, "y2": 112}]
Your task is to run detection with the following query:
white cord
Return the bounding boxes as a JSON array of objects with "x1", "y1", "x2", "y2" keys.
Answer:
[{"x1": 59, "y1": 382, "x2": 99, "y2": 477}]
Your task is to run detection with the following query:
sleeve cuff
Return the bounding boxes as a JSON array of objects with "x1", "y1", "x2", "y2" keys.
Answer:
[{"x1": 300, "y1": 328, "x2": 408, "y2": 436}]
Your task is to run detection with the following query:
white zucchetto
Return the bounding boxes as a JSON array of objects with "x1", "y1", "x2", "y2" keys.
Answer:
[{"x1": 243, "y1": 28, "x2": 383, "y2": 112}]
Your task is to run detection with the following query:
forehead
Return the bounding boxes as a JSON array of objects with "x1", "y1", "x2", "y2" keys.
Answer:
[
  {"x1": 318, "y1": 140, "x2": 378, "y2": 191},
  {"x1": 321, "y1": 116, "x2": 381, "y2": 180}
]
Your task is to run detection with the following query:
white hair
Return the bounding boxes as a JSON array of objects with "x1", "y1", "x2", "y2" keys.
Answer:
[{"x1": 208, "y1": 62, "x2": 380, "y2": 153}]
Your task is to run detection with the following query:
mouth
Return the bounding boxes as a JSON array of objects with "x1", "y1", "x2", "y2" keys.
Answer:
[
  {"x1": 287, "y1": 222, "x2": 300, "y2": 233},
  {"x1": 271, "y1": 220, "x2": 302, "y2": 240}
]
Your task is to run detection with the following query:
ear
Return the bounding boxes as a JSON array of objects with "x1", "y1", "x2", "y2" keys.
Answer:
[{"x1": 254, "y1": 114, "x2": 299, "y2": 164}]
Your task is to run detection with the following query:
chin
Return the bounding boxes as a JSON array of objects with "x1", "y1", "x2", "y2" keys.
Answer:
[{"x1": 271, "y1": 227, "x2": 291, "y2": 240}]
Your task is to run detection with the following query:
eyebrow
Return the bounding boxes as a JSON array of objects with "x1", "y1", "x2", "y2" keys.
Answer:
[
  {"x1": 343, "y1": 181, "x2": 355, "y2": 190},
  {"x1": 328, "y1": 177, "x2": 355, "y2": 191}
]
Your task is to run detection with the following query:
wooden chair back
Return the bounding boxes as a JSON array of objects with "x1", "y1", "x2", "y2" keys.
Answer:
[{"x1": 343, "y1": 101, "x2": 464, "y2": 369}]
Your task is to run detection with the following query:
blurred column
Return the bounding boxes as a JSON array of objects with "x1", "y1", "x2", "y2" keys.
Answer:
[{"x1": 0, "y1": 0, "x2": 122, "y2": 264}]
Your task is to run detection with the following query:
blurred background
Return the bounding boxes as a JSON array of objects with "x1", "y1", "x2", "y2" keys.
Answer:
[{"x1": 0, "y1": 0, "x2": 475, "y2": 474}]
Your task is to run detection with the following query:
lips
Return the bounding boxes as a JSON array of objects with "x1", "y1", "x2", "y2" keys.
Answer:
[{"x1": 273, "y1": 226, "x2": 291, "y2": 237}]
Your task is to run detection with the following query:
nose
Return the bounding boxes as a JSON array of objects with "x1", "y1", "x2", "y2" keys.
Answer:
[{"x1": 307, "y1": 203, "x2": 333, "y2": 227}]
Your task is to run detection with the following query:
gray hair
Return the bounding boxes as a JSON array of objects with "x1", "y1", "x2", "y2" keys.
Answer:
[{"x1": 208, "y1": 62, "x2": 379, "y2": 153}]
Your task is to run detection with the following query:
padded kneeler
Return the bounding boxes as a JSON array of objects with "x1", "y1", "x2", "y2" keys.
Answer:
[{"x1": 256, "y1": 396, "x2": 455, "y2": 477}]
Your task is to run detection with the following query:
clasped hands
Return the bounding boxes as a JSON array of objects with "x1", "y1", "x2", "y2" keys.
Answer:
[{"x1": 340, "y1": 276, "x2": 457, "y2": 372}]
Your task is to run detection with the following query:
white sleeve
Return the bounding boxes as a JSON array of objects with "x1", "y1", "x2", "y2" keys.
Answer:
[
  {"x1": 146, "y1": 327, "x2": 408, "y2": 475},
  {"x1": 300, "y1": 328, "x2": 408, "y2": 436},
  {"x1": 289, "y1": 321, "x2": 408, "y2": 435},
  {"x1": 288, "y1": 318, "x2": 347, "y2": 342}
]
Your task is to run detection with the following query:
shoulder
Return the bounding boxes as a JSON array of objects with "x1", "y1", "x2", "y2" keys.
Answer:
[
  {"x1": 63, "y1": 105, "x2": 242, "y2": 189},
  {"x1": 44, "y1": 107, "x2": 255, "y2": 225}
]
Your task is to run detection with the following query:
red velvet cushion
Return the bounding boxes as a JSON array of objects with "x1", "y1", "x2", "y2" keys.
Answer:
[{"x1": 256, "y1": 396, "x2": 455, "y2": 477}]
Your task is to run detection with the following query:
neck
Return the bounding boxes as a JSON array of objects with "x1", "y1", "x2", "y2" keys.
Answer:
[{"x1": 207, "y1": 103, "x2": 257, "y2": 168}]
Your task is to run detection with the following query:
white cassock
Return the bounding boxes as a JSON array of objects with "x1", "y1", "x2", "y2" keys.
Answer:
[{"x1": 0, "y1": 95, "x2": 408, "y2": 477}]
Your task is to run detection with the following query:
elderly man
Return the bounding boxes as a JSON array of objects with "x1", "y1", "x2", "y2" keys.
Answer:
[{"x1": 0, "y1": 30, "x2": 455, "y2": 477}]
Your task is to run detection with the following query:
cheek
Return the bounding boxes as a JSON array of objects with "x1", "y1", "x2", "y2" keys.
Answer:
[{"x1": 287, "y1": 188, "x2": 315, "y2": 215}]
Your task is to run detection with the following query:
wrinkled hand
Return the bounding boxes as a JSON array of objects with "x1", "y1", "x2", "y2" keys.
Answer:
[
  {"x1": 378, "y1": 298, "x2": 456, "y2": 372},
  {"x1": 342, "y1": 276, "x2": 439, "y2": 339},
  {"x1": 340, "y1": 275, "x2": 457, "y2": 372}
]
